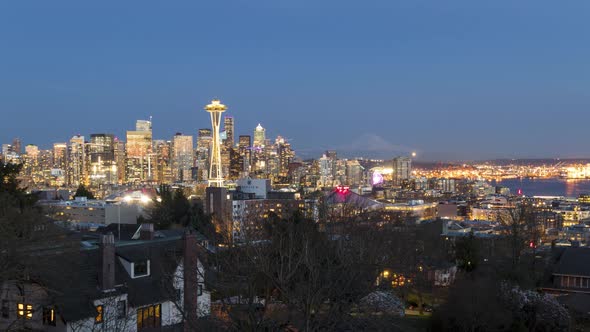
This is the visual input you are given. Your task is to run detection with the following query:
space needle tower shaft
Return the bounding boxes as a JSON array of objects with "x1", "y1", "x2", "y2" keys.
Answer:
[{"x1": 204, "y1": 99, "x2": 227, "y2": 187}]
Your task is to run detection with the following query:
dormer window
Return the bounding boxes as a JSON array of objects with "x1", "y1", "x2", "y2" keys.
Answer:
[{"x1": 132, "y1": 260, "x2": 150, "y2": 278}]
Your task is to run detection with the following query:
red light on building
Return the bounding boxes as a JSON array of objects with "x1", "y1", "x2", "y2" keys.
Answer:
[
  {"x1": 529, "y1": 241, "x2": 535, "y2": 248},
  {"x1": 335, "y1": 185, "x2": 350, "y2": 195},
  {"x1": 517, "y1": 189, "x2": 523, "y2": 196}
]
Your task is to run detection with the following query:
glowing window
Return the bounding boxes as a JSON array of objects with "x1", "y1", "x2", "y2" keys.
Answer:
[
  {"x1": 137, "y1": 304, "x2": 161, "y2": 330},
  {"x1": 95, "y1": 305, "x2": 103, "y2": 323},
  {"x1": 17, "y1": 303, "x2": 33, "y2": 319},
  {"x1": 43, "y1": 307, "x2": 56, "y2": 326}
]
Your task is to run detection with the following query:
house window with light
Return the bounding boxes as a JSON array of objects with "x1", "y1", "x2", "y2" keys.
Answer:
[
  {"x1": 43, "y1": 307, "x2": 56, "y2": 326},
  {"x1": 137, "y1": 304, "x2": 161, "y2": 330},
  {"x1": 95, "y1": 305, "x2": 103, "y2": 324},
  {"x1": 17, "y1": 303, "x2": 33, "y2": 319}
]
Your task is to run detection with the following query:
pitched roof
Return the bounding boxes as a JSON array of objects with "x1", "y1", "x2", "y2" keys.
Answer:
[
  {"x1": 325, "y1": 190, "x2": 383, "y2": 210},
  {"x1": 116, "y1": 239, "x2": 182, "y2": 308},
  {"x1": 554, "y1": 247, "x2": 590, "y2": 277},
  {"x1": 41, "y1": 234, "x2": 188, "y2": 322}
]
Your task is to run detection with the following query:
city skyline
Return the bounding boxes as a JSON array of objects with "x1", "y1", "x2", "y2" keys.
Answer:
[{"x1": 2, "y1": 1, "x2": 590, "y2": 160}]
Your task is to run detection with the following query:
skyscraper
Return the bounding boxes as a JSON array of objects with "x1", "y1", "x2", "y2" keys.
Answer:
[
  {"x1": 52, "y1": 143, "x2": 68, "y2": 186},
  {"x1": 204, "y1": 99, "x2": 227, "y2": 187},
  {"x1": 346, "y1": 160, "x2": 364, "y2": 187},
  {"x1": 197, "y1": 129, "x2": 212, "y2": 150},
  {"x1": 53, "y1": 143, "x2": 68, "y2": 171},
  {"x1": 196, "y1": 128, "x2": 212, "y2": 182},
  {"x1": 223, "y1": 116, "x2": 234, "y2": 149},
  {"x1": 126, "y1": 120, "x2": 153, "y2": 183},
  {"x1": 23, "y1": 145, "x2": 40, "y2": 183},
  {"x1": 114, "y1": 138, "x2": 126, "y2": 184},
  {"x1": 135, "y1": 119, "x2": 152, "y2": 132},
  {"x1": 238, "y1": 135, "x2": 252, "y2": 174},
  {"x1": 12, "y1": 138, "x2": 22, "y2": 155},
  {"x1": 68, "y1": 135, "x2": 85, "y2": 186},
  {"x1": 1, "y1": 144, "x2": 12, "y2": 158},
  {"x1": 89, "y1": 134, "x2": 116, "y2": 185},
  {"x1": 319, "y1": 153, "x2": 334, "y2": 187},
  {"x1": 392, "y1": 156, "x2": 412, "y2": 186},
  {"x1": 154, "y1": 140, "x2": 172, "y2": 184},
  {"x1": 253, "y1": 123, "x2": 266, "y2": 148},
  {"x1": 276, "y1": 136, "x2": 294, "y2": 178},
  {"x1": 25, "y1": 145, "x2": 39, "y2": 159},
  {"x1": 172, "y1": 133, "x2": 194, "y2": 182}
]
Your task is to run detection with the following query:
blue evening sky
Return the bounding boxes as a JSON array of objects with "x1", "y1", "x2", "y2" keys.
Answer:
[{"x1": 1, "y1": 1, "x2": 589, "y2": 160}]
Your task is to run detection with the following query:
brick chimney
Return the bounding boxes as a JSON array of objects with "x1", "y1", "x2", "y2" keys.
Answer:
[
  {"x1": 99, "y1": 233, "x2": 115, "y2": 291},
  {"x1": 183, "y1": 229, "x2": 198, "y2": 332},
  {"x1": 139, "y1": 223, "x2": 154, "y2": 240}
]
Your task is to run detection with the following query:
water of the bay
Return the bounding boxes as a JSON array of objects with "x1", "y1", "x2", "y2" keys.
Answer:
[{"x1": 492, "y1": 178, "x2": 590, "y2": 198}]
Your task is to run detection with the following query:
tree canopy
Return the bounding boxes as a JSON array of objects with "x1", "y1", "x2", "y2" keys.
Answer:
[{"x1": 73, "y1": 184, "x2": 95, "y2": 199}]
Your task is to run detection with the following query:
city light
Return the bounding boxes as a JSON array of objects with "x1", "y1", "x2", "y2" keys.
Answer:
[
  {"x1": 335, "y1": 185, "x2": 350, "y2": 195},
  {"x1": 140, "y1": 195, "x2": 151, "y2": 204}
]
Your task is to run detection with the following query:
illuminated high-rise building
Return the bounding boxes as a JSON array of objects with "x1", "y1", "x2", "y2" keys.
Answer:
[
  {"x1": 238, "y1": 135, "x2": 251, "y2": 174},
  {"x1": 114, "y1": 138, "x2": 126, "y2": 184},
  {"x1": 221, "y1": 147, "x2": 231, "y2": 181},
  {"x1": 89, "y1": 134, "x2": 116, "y2": 186},
  {"x1": 126, "y1": 119, "x2": 153, "y2": 183},
  {"x1": 23, "y1": 145, "x2": 40, "y2": 183},
  {"x1": 52, "y1": 143, "x2": 68, "y2": 186},
  {"x1": 25, "y1": 144, "x2": 39, "y2": 158},
  {"x1": 276, "y1": 136, "x2": 294, "y2": 178},
  {"x1": 172, "y1": 133, "x2": 194, "y2": 182},
  {"x1": 253, "y1": 123, "x2": 266, "y2": 148},
  {"x1": 197, "y1": 129, "x2": 212, "y2": 150},
  {"x1": 204, "y1": 99, "x2": 227, "y2": 187},
  {"x1": 38, "y1": 149, "x2": 53, "y2": 184},
  {"x1": 326, "y1": 150, "x2": 337, "y2": 160},
  {"x1": 223, "y1": 116, "x2": 234, "y2": 148},
  {"x1": 265, "y1": 146, "x2": 280, "y2": 180},
  {"x1": 12, "y1": 138, "x2": 22, "y2": 155},
  {"x1": 196, "y1": 129, "x2": 212, "y2": 182},
  {"x1": 346, "y1": 160, "x2": 363, "y2": 186},
  {"x1": 1, "y1": 144, "x2": 12, "y2": 159},
  {"x1": 154, "y1": 140, "x2": 173, "y2": 184},
  {"x1": 53, "y1": 143, "x2": 68, "y2": 171},
  {"x1": 228, "y1": 148, "x2": 241, "y2": 179},
  {"x1": 68, "y1": 135, "x2": 85, "y2": 186},
  {"x1": 0, "y1": 144, "x2": 18, "y2": 163},
  {"x1": 319, "y1": 153, "x2": 334, "y2": 187},
  {"x1": 393, "y1": 156, "x2": 412, "y2": 186},
  {"x1": 250, "y1": 124, "x2": 267, "y2": 175},
  {"x1": 334, "y1": 159, "x2": 347, "y2": 185},
  {"x1": 136, "y1": 119, "x2": 152, "y2": 131}
]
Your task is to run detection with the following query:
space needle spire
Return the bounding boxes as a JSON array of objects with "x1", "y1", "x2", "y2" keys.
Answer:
[{"x1": 204, "y1": 99, "x2": 227, "y2": 187}]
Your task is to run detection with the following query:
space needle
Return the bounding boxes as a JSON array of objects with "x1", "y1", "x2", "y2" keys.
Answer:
[{"x1": 204, "y1": 99, "x2": 227, "y2": 187}]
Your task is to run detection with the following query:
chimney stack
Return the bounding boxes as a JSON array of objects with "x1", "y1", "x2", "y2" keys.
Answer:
[
  {"x1": 99, "y1": 233, "x2": 116, "y2": 291},
  {"x1": 140, "y1": 223, "x2": 154, "y2": 240},
  {"x1": 183, "y1": 229, "x2": 198, "y2": 332}
]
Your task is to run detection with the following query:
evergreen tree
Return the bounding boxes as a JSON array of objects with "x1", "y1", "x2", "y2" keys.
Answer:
[
  {"x1": 455, "y1": 232, "x2": 479, "y2": 272},
  {"x1": 73, "y1": 184, "x2": 95, "y2": 199}
]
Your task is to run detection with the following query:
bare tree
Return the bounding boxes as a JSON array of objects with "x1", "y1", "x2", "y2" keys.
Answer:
[{"x1": 499, "y1": 201, "x2": 537, "y2": 270}]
